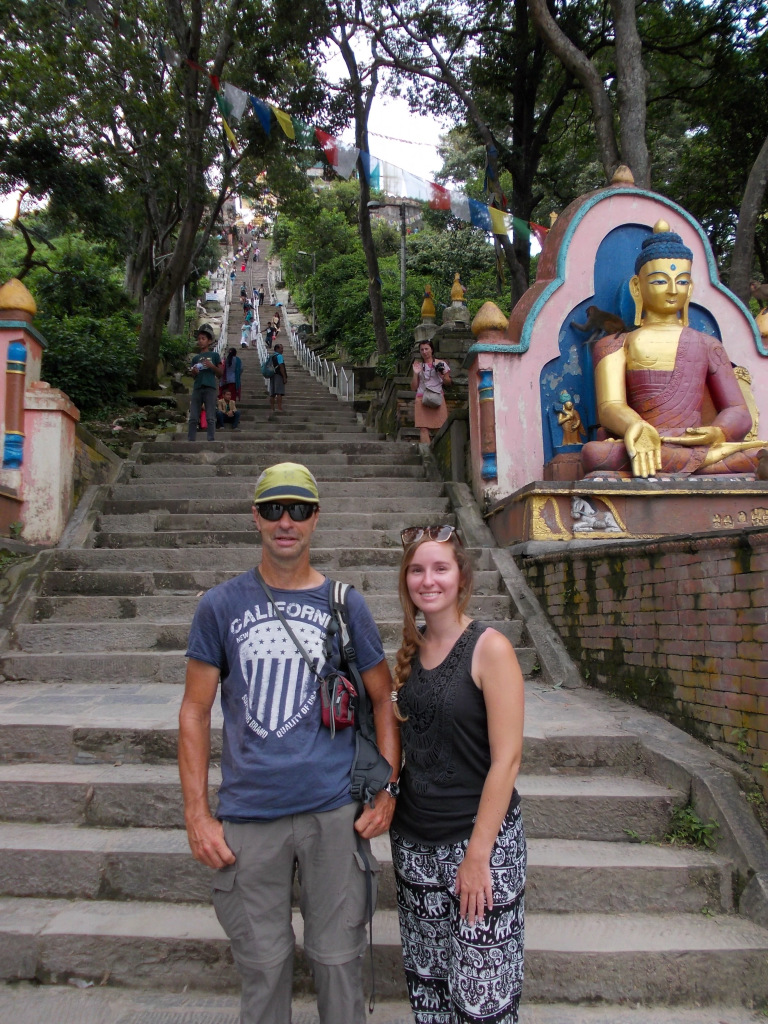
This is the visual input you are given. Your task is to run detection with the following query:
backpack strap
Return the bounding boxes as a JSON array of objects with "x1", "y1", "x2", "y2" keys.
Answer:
[
  {"x1": 330, "y1": 580, "x2": 373, "y2": 735},
  {"x1": 329, "y1": 578, "x2": 378, "y2": 1014}
]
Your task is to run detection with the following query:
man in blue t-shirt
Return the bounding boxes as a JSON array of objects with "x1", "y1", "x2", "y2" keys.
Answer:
[{"x1": 180, "y1": 462, "x2": 400, "y2": 1024}]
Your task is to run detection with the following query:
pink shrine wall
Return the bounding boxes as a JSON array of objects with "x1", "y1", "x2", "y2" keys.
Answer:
[
  {"x1": 0, "y1": 320, "x2": 80, "y2": 545},
  {"x1": 466, "y1": 185, "x2": 766, "y2": 507}
]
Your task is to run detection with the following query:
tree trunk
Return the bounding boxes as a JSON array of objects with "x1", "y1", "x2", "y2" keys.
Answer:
[
  {"x1": 136, "y1": 199, "x2": 205, "y2": 389},
  {"x1": 336, "y1": 17, "x2": 390, "y2": 357},
  {"x1": 168, "y1": 286, "x2": 186, "y2": 336},
  {"x1": 358, "y1": 169, "x2": 391, "y2": 358},
  {"x1": 730, "y1": 130, "x2": 768, "y2": 306},
  {"x1": 611, "y1": 0, "x2": 650, "y2": 189},
  {"x1": 528, "y1": 0, "x2": 621, "y2": 181},
  {"x1": 125, "y1": 225, "x2": 151, "y2": 309}
]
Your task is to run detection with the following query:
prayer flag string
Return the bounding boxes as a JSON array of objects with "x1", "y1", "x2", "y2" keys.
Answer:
[{"x1": 156, "y1": 41, "x2": 547, "y2": 241}]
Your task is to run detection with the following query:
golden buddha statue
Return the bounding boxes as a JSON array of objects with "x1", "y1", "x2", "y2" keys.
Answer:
[{"x1": 582, "y1": 221, "x2": 765, "y2": 478}]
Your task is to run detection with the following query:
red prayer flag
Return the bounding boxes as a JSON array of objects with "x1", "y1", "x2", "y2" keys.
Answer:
[
  {"x1": 530, "y1": 222, "x2": 549, "y2": 247},
  {"x1": 429, "y1": 183, "x2": 451, "y2": 210},
  {"x1": 315, "y1": 128, "x2": 338, "y2": 165}
]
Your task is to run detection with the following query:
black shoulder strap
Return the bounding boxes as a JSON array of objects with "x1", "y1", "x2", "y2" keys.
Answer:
[
  {"x1": 330, "y1": 577, "x2": 379, "y2": 1015},
  {"x1": 330, "y1": 580, "x2": 376, "y2": 739}
]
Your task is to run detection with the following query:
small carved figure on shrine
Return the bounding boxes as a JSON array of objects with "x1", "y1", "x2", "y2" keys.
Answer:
[
  {"x1": 582, "y1": 221, "x2": 766, "y2": 478},
  {"x1": 571, "y1": 496, "x2": 622, "y2": 533},
  {"x1": 556, "y1": 392, "x2": 587, "y2": 446}
]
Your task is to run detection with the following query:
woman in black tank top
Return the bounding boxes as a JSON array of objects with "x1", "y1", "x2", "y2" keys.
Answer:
[{"x1": 390, "y1": 525, "x2": 526, "y2": 1023}]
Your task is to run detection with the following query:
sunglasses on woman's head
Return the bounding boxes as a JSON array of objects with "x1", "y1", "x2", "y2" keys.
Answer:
[
  {"x1": 256, "y1": 502, "x2": 316, "y2": 522},
  {"x1": 400, "y1": 525, "x2": 460, "y2": 547}
]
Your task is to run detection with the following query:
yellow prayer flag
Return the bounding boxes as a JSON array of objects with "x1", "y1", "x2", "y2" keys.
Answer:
[
  {"x1": 488, "y1": 206, "x2": 511, "y2": 235},
  {"x1": 270, "y1": 105, "x2": 295, "y2": 140},
  {"x1": 222, "y1": 118, "x2": 239, "y2": 153}
]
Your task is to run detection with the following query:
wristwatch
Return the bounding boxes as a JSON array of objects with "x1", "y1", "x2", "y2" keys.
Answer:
[{"x1": 383, "y1": 781, "x2": 400, "y2": 799}]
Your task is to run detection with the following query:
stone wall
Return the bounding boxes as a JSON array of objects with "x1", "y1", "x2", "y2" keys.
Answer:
[
  {"x1": 522, "y1": 529, "x2": 768, "y2": 800},
  {"x1": 73, "y1": 424, "x2": 122, "y2": 506}
]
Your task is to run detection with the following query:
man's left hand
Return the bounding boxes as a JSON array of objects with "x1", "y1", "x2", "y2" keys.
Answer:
[{"x1": 354, "y1": 789, "x2": 395, "y2": 839}]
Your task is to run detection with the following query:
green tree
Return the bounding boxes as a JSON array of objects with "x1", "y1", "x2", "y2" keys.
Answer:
[{"x1": 0, "y1": 0, "x2": 328, "y2": 387}]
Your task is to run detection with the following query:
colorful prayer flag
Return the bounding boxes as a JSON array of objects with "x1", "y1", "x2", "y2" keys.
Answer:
[
  {"x1": 428, "y1": 183, "x2": 451, "y2": 210},
  {"x1": 489, "y1": 207, "x2": 512, "y2": 235},
  {"x1": 450, "y1": 192, "x2": 471, "y2": 223},
  {"x1": 222, "y1": 118, "x2": 239, "y2": 152},
  {"x1": 316, "y1": 129, "x2": 359, "y2": 179},
  {"x1": 249, "y1": 96, "x2": 272, "y2": 135},
  {"x1": 360, "y1": 152, "x2": 380, "y2": 189},
  {"x1": 223, "y1": 83, "x2": 249, "y2": 121},
  {"x1": 530, "y1": 222, "x2": 549, "y2": 247},
  {"x1": 270, "y1": 105, "x2": 295, "y2": 140},
  {"x1": 216, "y1": 92, "x2": 232, "y2": 120},
  {"x1": 293, "y1": 119, "x2": 317, "y2": 149},
  {"x1": 468, "y1": 199, "x2": 492, "y2": 231}
]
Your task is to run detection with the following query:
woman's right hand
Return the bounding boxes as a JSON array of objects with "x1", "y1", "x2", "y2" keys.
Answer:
[{"x1": 413, "y1": 361, "x2": 423, "y2": 374}]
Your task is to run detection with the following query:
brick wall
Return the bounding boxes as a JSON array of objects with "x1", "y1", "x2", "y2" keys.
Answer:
[{"x1": 522, "y1": 529, "x2": 768, "y2": 800}]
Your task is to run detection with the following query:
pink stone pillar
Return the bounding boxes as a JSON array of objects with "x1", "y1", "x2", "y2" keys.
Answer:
[{"x1": 20, "y1": 381, "x2": 80, "y2": 545}]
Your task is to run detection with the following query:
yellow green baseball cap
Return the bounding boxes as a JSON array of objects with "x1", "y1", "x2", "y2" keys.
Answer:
[{"x1": 253, "y1": 462, "x2": 320, "y2": 504}]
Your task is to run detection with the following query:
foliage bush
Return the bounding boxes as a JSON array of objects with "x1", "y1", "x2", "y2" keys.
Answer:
[
  {"x1": 38, "y1": 312, "x2": 140, "y2": 413},
  {"x1": 159, "y1": 330, "x2": 194, "y2": 373}
]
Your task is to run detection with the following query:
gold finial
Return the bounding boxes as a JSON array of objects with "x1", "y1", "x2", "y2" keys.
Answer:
[
  {"x1": 421, "y1": 285, "x2": 436, "y2": 320},
  {"x1": 549, "y1": 212, "x2": 558, "y2": 227},
  {"x1": 653, "y1": 219, "x2": 671, "y2": 234},
  {"x1": 611, "y1": 165, "x2": 635, "y2": 186},
  {"x1": 472, "y1": 301, "x2": 508, "y2": 336},
  {"x1": 450, "y1": 273, "x2": 466, "y2": 302},
  {"x1": 0, "y1": 278, "x2": 37, "y2": 317}
]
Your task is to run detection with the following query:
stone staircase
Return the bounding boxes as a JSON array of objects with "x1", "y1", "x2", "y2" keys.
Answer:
[{"x1": 0, "y1": 257, "x2": 766, "y2": 1012}]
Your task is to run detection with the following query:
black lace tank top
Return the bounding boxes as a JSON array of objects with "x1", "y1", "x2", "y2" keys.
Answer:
[{"x1": 392, "y1": 620, "x2": 520, "y2": 844}]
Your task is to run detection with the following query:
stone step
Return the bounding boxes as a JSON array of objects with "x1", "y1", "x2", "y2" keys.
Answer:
[
  {"x1": 109, "y1": 480, "x2": 448, "y2": 500},
  {"x1": 186, "y1": 425, "x2": 373, "y2": 437},
  {"x1": 0, "y1": 681, "x2": 636, "y2": 768},
  {"x1": 90, "y1": 528, "x2": 424, "y2": 549},
  {"x1": 94, "y1": 512, "x2": 456, "y2": 534},
  {"x1": 136, "y1": 451, "x2": 423, "y2": 467},
  {"x1": 38, "y1": 568, "x2": 504, "y2": 597},
  {"x1": 143, "y1": 439, "x2": 419, "y2": 456},
  {"x1": 0, "y1": 644, "x2": 539, "y2": 682},
  {"x1": 0, "y1": 992, "x2": 763, "y2": 1024},
  {"x1": 130, "y1": 463, "x2": 429, "y2": 479},
  {"x1": 0, "y1": 765, "x2": 683, "y2": 837},
  {"x1": 50, "y1": 546, "x2": 411, "y2": 571},
  {"x1": 0, "y1": 899, "x2": 765, "y2": 1003},
  {"x1": 102, "y1": 496, "x2": 454, "y2": 516},
  {"x1": 29, "y1": 593, "x2": 516, "y2": 626},
  {"x1": 0, "y1": 826, "x2": 732, "y2": 916}
]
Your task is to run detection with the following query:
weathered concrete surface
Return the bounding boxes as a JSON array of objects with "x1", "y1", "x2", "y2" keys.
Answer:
[
  {"x1": 0, "y1": 987, "x2": 764, "y2": 1024},
  {"x1": 0, "y1": 257, "x2": 766, "y2": 1014}
]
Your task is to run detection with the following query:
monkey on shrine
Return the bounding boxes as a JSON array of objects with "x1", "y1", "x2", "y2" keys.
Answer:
[{"x1": 570, "y1": 305, "x2": 630, "y2": 340}]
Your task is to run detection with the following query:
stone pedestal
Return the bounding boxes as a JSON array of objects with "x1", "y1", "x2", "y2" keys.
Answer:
[{"x1": 487, "y1": 477, "x2": 768, "y2": 546}]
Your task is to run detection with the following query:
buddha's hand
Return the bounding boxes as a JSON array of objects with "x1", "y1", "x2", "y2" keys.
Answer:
[
  {"x1": 659, "y1": 426, "x2": 726, "y2": 448},
  {"x1": 625, "y1": 420, "x2": 662, "y2": 478}
]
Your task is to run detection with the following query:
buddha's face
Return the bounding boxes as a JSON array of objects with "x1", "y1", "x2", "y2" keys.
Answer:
[{"x1": 635, "y1": 258, "x2": 693, "y2": 318}]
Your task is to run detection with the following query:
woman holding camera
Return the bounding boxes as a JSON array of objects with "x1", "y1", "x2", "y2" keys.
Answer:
[{"x1": 412, "y1": 340, "x2": 451, "y2": 444}]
